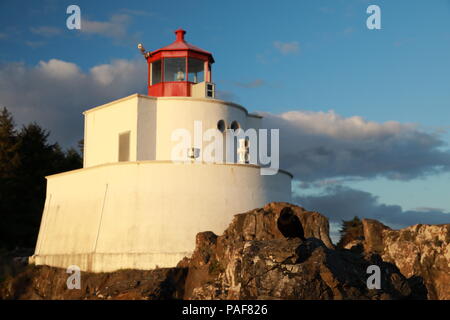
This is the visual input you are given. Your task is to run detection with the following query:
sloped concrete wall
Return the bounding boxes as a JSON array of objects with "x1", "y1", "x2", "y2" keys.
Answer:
[{"x1": 31, "y1": 162, "x2": 291, "y2": 272}]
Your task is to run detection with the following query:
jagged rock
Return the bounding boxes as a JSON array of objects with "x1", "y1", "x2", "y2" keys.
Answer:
[
  {"x1": 221, "y1": 202, "x2": 334, "y2": 248},
  {"x1": 361, "y1": 219, "x2": 450, "y2": 300},
  {"x1": 362, "y1": 219, "x2": 389, "y2": 253},
  {"x1": 183, "y1": 204, "x2": 419, "y2": 300}
]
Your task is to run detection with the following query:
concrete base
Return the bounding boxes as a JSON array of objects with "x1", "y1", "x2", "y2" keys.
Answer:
[{"x1": 32, "y1": 161, "x2": 292, "y2": 272}]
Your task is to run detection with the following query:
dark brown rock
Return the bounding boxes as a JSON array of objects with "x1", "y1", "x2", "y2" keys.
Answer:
[{"x1": 0, "y1": 265, "x2": 187, "y2": 300}]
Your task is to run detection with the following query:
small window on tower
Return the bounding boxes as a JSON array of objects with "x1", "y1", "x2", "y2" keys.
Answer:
[
  {"x1": 217, "y1": 120, "x2": 226, "y2": 132},
  {"x1": 118, "y1": 131, "x2": 130, "y2": 162},
  {"x1": 230, "y1": 121, "x2": 240, "y2": 131},
  {"x1": 151, "y1": 60, "x2": 162, "y2": 85}
]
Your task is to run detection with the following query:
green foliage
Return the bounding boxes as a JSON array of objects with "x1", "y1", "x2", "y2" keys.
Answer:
[
  {"x1": 337, "y1": 216, "x2": 364, "y2": 249},
  {"x1": 0, "y1": 107, "x2": 83, "y2": 249}
]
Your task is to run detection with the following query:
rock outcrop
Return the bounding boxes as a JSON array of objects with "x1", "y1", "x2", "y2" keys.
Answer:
[
  {"x1": 359, "y1": 219, "x2": 450, "y2": 300},
  {"x1": 182, "y1": 203, "x2": 419, "y2": 300},
  {"x1": 218, "y1": 202, "x2": 335, "y2": 249}
]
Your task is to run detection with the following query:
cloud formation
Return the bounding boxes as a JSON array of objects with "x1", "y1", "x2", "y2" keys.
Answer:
[
  {"x1": 81, "y1": 14, "x2": 132, "y2": 40},
  {"x1": 0, "y1": 58, "x2": 146, "y2": 146},
  {"x1": 273, "y1": 41, "x2": 300, "y2": 55},
  {"x1": 262, "y1": 110, "x2": 450, "y2": 182},
  {"x1": 295, "y1": 185, "x2": 450, "y2": 228}
]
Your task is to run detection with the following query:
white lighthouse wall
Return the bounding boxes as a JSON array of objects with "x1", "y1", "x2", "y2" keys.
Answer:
[
  {"x1": 32, "y1": 162, "x2": 292, "y2": 272},
  {"x1": 83, "y1": 95, "x2": 260, "y2": 167},
  {"x1": 154, "y1": 97, "x2": 248, "y2": 161},
  {"x1": 84, "y1": 95, "x2": 140, "y2": 167}
]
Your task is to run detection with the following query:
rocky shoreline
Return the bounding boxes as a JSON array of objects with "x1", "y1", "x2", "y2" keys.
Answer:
[{"x1": 1, "y1": 202, "x2": 448, "y2": 300}]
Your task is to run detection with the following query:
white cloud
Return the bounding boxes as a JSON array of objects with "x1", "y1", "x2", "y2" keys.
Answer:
[
  {"x1": 0, "y1": 58, "x2": 146, "y2": 146},
  {"x1": 37, "y1": 59, "x2": 81, "y2": 79},
  {"x1": 273, "y1": 41, "x2": 300, "y2": 55},
  {"x1": 90, "y1": 59, "x2": 142, "y2": 86},
  {"x1": 81, "y1": 14, "x2": 131, "y2": 40},
  {"x1": 262, "y1": 110, "x2": 450, "y2": 181}
]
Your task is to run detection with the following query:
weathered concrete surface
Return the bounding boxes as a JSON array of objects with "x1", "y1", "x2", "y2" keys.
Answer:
[{"x1": 32, "y1": 162, "x2": 291, "y2": 272}]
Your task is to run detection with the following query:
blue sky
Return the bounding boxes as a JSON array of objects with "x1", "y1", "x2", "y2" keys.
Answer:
[{"x1": 1, "y1": 0, "x2": 449, "y2": 231}]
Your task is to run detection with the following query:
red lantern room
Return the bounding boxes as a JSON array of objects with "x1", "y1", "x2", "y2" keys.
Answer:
[{"x1": 141, "y1": 29, "x2": 215, "y2": 98}]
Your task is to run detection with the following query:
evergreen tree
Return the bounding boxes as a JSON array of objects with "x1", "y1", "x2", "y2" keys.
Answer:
[
  {"x1": 0, "y1": 107, "x2": 20, "y2": 178},
  {"x1": 0, "y1": 108, "x2": 21, "y2": 248},
  {"x1": 0, "y1": 108, "x2": 83, "y2": 249}
]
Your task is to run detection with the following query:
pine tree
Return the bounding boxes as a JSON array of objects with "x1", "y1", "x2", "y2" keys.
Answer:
[
  {"x1": 0, "y1": 108, "x2": 21, "y2": 249},
  {"x1": 0, "y1": 107, "x2": 20, "y2": 178},
  {"x1": 0, "y1": 112, "x2": 83, "y2": 249}
]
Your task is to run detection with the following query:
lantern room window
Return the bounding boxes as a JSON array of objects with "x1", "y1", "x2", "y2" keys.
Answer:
[
  {"x1": 145, "y1": 29, "x2": 214, "y2": 97},
  {"x1": 151, "y1": 60, "x2": 162, "y2": 85},
  {"x1": 188, "y1": 58, "x2": 204, "y2": 83},
  {"x1": 164, "y1": 57, "x2": 186, "y2": 82}
]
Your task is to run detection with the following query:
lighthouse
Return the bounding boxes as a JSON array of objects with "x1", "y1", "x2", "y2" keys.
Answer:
[{"x1": 30, "y1": 30, "x2": 292, "y2": 272}]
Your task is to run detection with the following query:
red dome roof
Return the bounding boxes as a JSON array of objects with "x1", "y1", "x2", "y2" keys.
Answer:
[{"x1": 150, "y1": 29, "x2": 214, "y2": 62}]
